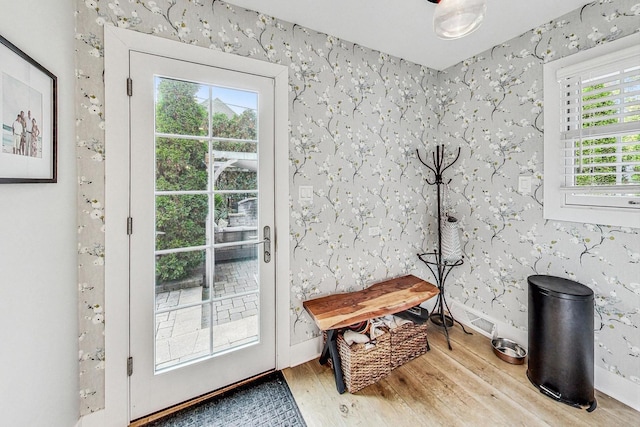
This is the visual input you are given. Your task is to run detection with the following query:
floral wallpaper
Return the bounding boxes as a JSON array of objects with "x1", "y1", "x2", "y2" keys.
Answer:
[
  {"x1": 74, "y1": 0, "x2": 639, "y2": 415},
  {"x1": 440, "y1": 0, "x2": 640, "y2": 393},
  {"x1": 74, "y1": 0, "x2": 439, "y2": 414}
]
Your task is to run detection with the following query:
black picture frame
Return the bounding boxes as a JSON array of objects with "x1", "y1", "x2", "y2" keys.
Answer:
[{"x1": 0, "y1": 34, "x2": 57, "y2": 183}]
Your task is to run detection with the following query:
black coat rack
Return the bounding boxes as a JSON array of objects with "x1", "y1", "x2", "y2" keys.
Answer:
[{"x1": 417, "y1": 144, "x2": 471, "y2": 350}]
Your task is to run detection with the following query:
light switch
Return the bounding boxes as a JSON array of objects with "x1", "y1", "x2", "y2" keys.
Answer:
[
  {"x1": 299, "y1": 186, "x2": 313, "y2": 203},
  {"x1": 518, "y1": 175, "x2": 532, "y2": 194}
]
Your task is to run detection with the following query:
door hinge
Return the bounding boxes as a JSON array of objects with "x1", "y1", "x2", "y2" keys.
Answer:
[
  {"x1": 127, "y1": 217, "x2": 133, "y2": 235},
  {"x1": 126, "y1": 77, "x2": 133, "y2": 96},
  {"x1": 127, "y1": 357, "x2": 133, "y2": 377}
]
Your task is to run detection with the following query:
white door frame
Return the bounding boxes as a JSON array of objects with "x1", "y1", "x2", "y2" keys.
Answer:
[{"x1": 103, "y1": 26, "x2": 289, "y2": 426}]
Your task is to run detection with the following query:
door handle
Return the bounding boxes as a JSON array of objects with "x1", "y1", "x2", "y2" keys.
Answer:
[{"x1": 260, "y1": 225, "x2": 271, "y2": 263}]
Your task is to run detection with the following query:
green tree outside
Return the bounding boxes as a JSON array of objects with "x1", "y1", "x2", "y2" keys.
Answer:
[
  {"x1": 577, "y1": 81, "x2": 640, "y2": 187},
  {"x1": 155, "y1": 79, "x2": 209, "y2": 282},
  {"x1": 154, "y1": 78, "x2": 258, "y2": 283}
]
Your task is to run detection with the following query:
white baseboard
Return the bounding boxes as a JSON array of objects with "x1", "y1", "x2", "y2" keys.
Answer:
[
  {"x1": 449, "y1": 301, "x2": 528, "y2": 345},
  {"x1": 288, "y1": 336, "x2": 322, "y2": 367},
  {"x1": 76, "y1": 409, "x2": 105, "y2": 427},
  {"x1": 595, "y1": 366, "x2": 640, "y2": 411},
  {"x1": 451, "y1": 301, "x2": 640, "y2": 413}
]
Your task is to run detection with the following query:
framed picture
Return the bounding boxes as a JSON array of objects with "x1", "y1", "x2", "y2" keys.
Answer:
[{"x1": 0, "y1": 34, "x2": 57, "y2": 183}]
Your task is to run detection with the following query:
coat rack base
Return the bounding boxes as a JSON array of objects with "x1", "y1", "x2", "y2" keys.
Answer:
[{"x1": 430, "y1": 312, "x2": 454, "y2": 327}]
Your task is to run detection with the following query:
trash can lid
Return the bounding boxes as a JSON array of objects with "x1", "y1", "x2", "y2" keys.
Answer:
[{"x1": 527, "y1": 275, "x2": 594, "y2": 300}]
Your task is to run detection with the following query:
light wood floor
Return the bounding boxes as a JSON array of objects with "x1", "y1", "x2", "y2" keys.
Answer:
[{"x1": 283, "y1": 325, "x2": 639, "y2": 426}]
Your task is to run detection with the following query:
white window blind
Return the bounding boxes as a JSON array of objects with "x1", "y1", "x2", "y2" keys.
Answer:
[
  {"x1": 544, "y1": 33, "x2": 640, "y2": 227},
  {"x1": 558, "y1": 49, "x2": 640, "y2": 201}
]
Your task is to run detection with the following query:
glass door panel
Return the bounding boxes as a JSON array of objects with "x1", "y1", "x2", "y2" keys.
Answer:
[{"x1": 153, "y1": 77, "x2": 263, "y2": 372}]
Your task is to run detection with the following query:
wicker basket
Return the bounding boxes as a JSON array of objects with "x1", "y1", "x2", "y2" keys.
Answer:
[
  {"x1": 322, "y1": 321, "x2": 429, "y2": 392},
  {"x1": 390, "y1": 322, "x2": 430, "y2": 369},
  {"x1": 324, "y1": 331, "x2": 391, "y2": 393}
]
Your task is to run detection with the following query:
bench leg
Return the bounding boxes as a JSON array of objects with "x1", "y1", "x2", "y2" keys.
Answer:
[
  {"x1": 319, "y1": 329, "x2": 345, "y2": 394},
  {"x1": 319, "y1": 333, "x2": 330, "y2": 365}
]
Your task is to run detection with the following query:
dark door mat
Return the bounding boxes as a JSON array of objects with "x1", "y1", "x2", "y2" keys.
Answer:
[{"x1": 146, "y1": 371, "x2": 307, "y2": 427}]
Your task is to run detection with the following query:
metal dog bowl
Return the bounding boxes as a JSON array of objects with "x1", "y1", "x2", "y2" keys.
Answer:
[{"x1": 492, "y1": 337, "x2": 527, "y2": 365}]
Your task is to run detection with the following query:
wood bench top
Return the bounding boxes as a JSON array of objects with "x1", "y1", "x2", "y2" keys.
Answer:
[{"x1": 303, "y1": 274, "x2": 439, "y2": 330}]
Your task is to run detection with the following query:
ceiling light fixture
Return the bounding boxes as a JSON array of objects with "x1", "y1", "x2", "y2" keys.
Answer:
[{"x1": 427, "y1": 0, "x2": 487, "y2": 40}]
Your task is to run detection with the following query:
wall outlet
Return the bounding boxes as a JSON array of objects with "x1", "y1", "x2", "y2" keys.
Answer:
[
  {"x1": 298, "y1": 186, "x2": 313, "y2": 203},
  {"x1": 368, "y1": 226, "x2": 380, "y2": 236},
  {"x1": 518, "y1": 175, "x2": 532, "y2": 194}
]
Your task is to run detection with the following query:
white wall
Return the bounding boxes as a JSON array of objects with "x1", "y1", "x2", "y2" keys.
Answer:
[{"x1": 0, "y1": 0, "x2": 78, "y2": 425}]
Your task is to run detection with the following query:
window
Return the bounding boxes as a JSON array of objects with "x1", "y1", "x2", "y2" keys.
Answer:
[{"x1": 544, "y1": 33, "x2": 640, "y2": 228}]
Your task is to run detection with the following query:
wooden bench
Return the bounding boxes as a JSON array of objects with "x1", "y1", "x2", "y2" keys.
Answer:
[{"x1": 303, "y1": 274, "x2": 439, "y2": 393}]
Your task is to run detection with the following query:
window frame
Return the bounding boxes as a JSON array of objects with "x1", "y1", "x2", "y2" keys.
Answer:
[{"x1": 543, "y1": 32, "x2": 640, "y2": 228}]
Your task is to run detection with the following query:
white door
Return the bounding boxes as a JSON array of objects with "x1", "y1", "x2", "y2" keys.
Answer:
[{"x1": 128, "y1": 51, "x2": 276, "y2": 419}]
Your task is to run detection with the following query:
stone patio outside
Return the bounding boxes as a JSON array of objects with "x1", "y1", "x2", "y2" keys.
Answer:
[{"x1": 154, "y1": 258, "x2": 260, "y2": 370}]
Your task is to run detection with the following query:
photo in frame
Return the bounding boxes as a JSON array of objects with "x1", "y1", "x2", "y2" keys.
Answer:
[{"x1": 0, "y1": 34, "x2": 57, "y2": 183}]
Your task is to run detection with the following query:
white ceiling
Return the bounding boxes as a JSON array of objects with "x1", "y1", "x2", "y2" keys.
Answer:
[{"x1": 223, "y1": 0, "x2": 593, "y2": 70}]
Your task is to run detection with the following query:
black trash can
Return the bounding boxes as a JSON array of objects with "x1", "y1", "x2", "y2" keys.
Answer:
[{"x1": 527, "y1": 275, "x2": 597, "y2": 411}]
